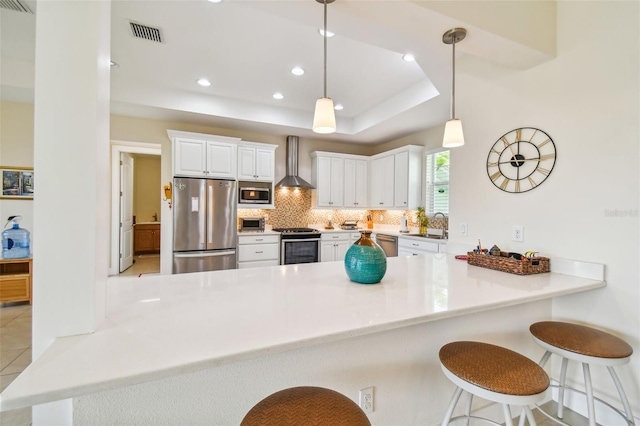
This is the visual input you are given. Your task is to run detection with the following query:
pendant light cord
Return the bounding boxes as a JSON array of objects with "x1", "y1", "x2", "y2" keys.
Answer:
[
  {"x1": 451, "y1": 36, "x2": 456, "y2": 119},
  {"x1": 323, "y1": 0, "x2": 328, "y2": 99}
]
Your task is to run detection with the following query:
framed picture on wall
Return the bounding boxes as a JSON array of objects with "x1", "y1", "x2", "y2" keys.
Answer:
[{"x1": 1, "y1": 166, "x2": 34, "y2": 200}]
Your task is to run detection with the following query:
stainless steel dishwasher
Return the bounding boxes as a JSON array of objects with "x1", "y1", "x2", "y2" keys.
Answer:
[{"x1": 376, "y1": 234, "x2": 398, "y2": 257}]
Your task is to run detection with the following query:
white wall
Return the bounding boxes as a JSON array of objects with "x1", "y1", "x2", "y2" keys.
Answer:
[{"x1": 449, "y1": 0, "x2": 639, "y2": 417}]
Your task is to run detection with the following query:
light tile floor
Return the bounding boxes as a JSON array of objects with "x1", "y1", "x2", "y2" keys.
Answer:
[
  {"x1": 0, "y1": 302, "x2": 32, "y2": 426},
  {"x1": 118, "y1": 254, "x2": 160, "y2": 277}
]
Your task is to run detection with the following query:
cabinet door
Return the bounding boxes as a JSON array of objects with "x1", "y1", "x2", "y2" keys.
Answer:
[
  {"x1": 320, "y1": 241, "x2": 336, "y2": 262},
  {"x1": 255, "y1": 148, "x2": 275, "y2": 181},
  {"x1": 354, "y1": 159, "x2": 368, "y2": 207},
  {"x1": 315, "y1": 156, "x2": 344, "y2": 207},
  {"x1": 206, "y1": 141, "x2": 236, "y2": 178},
  {"x1": 335, "y1": 240, "x2": 350, "y2": 262},
  {"x1": 237, "y1": 146, "x2": 257, "y2": 180},
  {"x1": 370, "y1": 155, "x2": 394, "y2": 208},
  {"x1": 329, "y1": 157, "x2": 344, "y2": 207},
  {"x1": 134, "y1": 229, "x2": 155, "y2": 253},
  {"x1": 344, "y1": 159, "x2": 358, "y2": 207},
  {"x1": 394, "y1": 151, "x2": 409, "y2": 207},
  {"x1": 174, "y1": 138, "x2": 207, "y2": 177},
  {"x1": 153, "y1": 227, "x2": 161, "y2": 251}
]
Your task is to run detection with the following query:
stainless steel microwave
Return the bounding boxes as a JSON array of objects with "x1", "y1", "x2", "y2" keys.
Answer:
[
  {"x1": 239, "y1": 217, "x2": 265, "y2": 232},
  {"x1": 239, "y1": 187, "x2": 270, "y2": 204}
]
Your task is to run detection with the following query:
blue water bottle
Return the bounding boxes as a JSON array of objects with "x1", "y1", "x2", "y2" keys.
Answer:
[{"x1": 2, "y1": 216, "x2": 30, "y2": 259}]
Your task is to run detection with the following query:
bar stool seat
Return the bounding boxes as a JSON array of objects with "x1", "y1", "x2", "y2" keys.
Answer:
[
  {"x1": 530, "y1": 321, "x2": 635, "y2": 426},
  {"x1": 240, "y1": 386, "x2": 371, "y2": 426},
  {"x1": 439, "y1": 341, "x2": 549, "y2": 426}
]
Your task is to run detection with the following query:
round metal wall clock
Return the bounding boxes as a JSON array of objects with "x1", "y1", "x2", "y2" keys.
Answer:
[{"x1": 486, "y1": 127, "x2": 557, "y2": 193}]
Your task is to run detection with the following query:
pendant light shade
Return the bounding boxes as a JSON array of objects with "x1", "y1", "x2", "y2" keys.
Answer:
[
  {"x1": 442, "y1": 28, "x2": 466, "y2": 148},
  {"x1": 313, "y1": 97, "x2": 336, "y2": 134},
  {"x1": 313, "y1": 0, "x2": 336, "y2": 134},
  {"x1": 443, "y1": 119, "x2": 464, "y2": 148}
]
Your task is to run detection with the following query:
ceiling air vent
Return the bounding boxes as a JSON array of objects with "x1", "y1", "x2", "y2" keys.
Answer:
[
  {"x1": 129, "y1": 21, "x2": 163, "y2": 43},
  {"x1": 0, "y1": 0, "x2": 33, "y2": 13}
]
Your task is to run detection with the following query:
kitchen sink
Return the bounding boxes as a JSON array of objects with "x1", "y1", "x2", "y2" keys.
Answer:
[{"x1": 406, "y1": 234, "x2": 447, "y2": 240}]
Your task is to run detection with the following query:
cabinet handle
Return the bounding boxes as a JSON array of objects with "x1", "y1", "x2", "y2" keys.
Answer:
[
  {"x1": 379, "y1": 202, "x2": 383, "y2": 205},
  {"x1": 255, "y1": 238, "x2": 263, "y2": 241},
  {"x1": 412, "y1": 243, "x2": 419, "y2": 246},
  {"x1": 255, "y1": 251, "x2": 263, "y2": 254}
]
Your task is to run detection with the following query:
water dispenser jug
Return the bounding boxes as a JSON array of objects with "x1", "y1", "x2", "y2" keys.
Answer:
[{"x1": 2, "y1": 216, "x2": 30, "y2": 259}]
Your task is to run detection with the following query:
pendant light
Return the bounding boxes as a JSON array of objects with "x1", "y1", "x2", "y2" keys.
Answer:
[
  {"x1": 442, "y1": 28, "x2": 466, "y2": 148},
  {"x1": 312, "y1": 0, "x2": 336, "y2": 134}
]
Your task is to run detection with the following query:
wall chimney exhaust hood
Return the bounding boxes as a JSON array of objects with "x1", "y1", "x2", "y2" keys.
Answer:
[{"x1": 275, "y1": 136, "x2": 315, "y2": 189}]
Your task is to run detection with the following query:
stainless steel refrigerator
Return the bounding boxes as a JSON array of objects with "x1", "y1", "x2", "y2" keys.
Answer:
[{"x1": 173, "y1": 177, "x2": 237, "y2": 274}]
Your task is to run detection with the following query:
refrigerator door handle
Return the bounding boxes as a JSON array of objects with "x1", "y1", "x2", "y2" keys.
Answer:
[
  {"x1": 173, "y1": 250, "x2": 236, "y2": 258},
  {"x1": 207, "y1": 182, "x2": 214, "y2": 246}
]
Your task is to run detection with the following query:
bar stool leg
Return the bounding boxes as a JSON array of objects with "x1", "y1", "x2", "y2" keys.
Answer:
[
  {"x1": 441, "y1": 387, "x2": 463, "y2": 426},
  {"x1": 523, "y1": 406, "x2": 537, "y2": 426},
  {"x1": 502, "y1": 404, "x2": 514, "y2": 426},
  {"x1": 557, "y1": 357, "x2": 568, "y2": 419},
  {"x1": 582, "y1": 363, "x2": 596, "y2": 426},
  {"x1": 608, "y1": 366, "x2": 636, "y2": 425},
  {"x1": 463, "y1": 393, "x2": 473, "y2": 426},
  {"x1": 538, "y1": 350, "x2": 552, "y2": 367}
]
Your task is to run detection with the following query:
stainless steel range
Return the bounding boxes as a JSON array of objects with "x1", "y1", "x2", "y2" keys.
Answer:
[{"x1": 273, "y1": 228, "x2": 321, "y2": 265}]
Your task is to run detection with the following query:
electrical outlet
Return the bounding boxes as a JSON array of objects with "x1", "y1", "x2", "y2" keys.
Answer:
[
  {"x1": 359, "y1": 386, "x2": 374, "y2": 413},
  {"x1": 512, "y1": 225, "x2": 524, "y2": 242},
  {"x1": 460, "y1": 223, "x2": 467, "y2": 236},
  {"x1": 380, "y1": 215, "x2": 384, "y2": 222},
  {"x1": 264, "y1": 214, "x2": 269, "y2": 221}
]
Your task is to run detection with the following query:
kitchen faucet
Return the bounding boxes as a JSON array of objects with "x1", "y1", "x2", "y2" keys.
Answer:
[
  {"x1": 433, "y1": 212, "x2": 447, "y2": 239},
  {"x1": 152, "y1": 213, "x2": 158, "y2": 222}
]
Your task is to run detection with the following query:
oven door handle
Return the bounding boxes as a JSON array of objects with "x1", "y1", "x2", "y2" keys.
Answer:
[{"x1": 282, "y1": 238, "x2": 321, "y2": 243}]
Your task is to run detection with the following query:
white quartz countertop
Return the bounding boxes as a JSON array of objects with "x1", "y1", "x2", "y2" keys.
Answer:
[{"x1": 0, "y1": 254, "x2": 605, "y2": 411}]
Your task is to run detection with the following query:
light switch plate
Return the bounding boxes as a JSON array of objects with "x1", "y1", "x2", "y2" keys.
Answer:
[{"x1": 460, "y1": 223, "x2": 467, "y2": 236}]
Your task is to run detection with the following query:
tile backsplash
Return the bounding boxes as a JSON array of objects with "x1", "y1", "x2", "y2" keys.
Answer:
[{"x1": 238, "y1": 188, "x2": 448, "y2": 230}]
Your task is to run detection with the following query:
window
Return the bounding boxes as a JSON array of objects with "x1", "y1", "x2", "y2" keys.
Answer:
[{"x1": 425, "y1": 149, "x2": 450, "y2": 214}]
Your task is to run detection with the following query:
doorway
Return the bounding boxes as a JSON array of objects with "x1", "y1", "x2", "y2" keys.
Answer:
[{"x1": 110, "y1": 142, "x2": 162, "y2": 276}]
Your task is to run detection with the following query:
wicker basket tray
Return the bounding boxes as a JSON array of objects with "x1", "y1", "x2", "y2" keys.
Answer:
[{"x1": 467, "y1": 252, "x2": 550, "y2": 275}]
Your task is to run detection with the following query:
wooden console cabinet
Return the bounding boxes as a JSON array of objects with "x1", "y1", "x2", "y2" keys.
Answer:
[
  {"x1": 0, "y1": 258, "x2": 32, "y2": 304},
  {"x1": 134, "y1": 224, "x2": 161, "y2": 254}
]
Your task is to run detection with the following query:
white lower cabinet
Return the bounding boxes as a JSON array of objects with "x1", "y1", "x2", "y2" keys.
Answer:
[
  {"x1": 237, "y1": 234, "x2": 280, "y2": 268},
  {"x1": 398, "y1": 237, "x2": 439, "y2": 257},
  {"x1": 321, "y1": 233, "x2": 351, "y2": 262}
]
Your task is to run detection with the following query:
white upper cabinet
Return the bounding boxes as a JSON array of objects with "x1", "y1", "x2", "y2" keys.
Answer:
[
  {"x1": 344, "y1": 158, "x2": 368, "y2": 208},
  {"x1": 370, "y1": 154, "x2": 395, "y2": 208},
  {"x1": 311, "y1": 152, "x2": 369, "y2": 209},
  {"x1": 238, "y1": 142, "x2": 277, "y2": 182},
  {"x1": 169, "y1": 131, "x2": 240, "y2": 179},
  {"x1": 370, "y1": 145, "x2": 423, "y2": 210},
  {"x1": 311, "y1": 153, "x2": 345, "y2": 207}
]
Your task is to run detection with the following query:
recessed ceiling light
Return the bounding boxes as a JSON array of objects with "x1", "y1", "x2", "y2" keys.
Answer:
[
  {"x1": 318, "y1": 29, "x2": 335, "y2": 38},
  {"x1": 207, "y1": 0, "x2": 222, "y2": 3},
  {"x1": 110, "y1": 61, "x2": 119, "y2": 68},
  {"x1": 197, "y1": 78, "x2": 211, "y2": 87},
  {"x1": 334, "y1": 104, "x2": 344, "y2": 111},
  {"x1": 402, "y1": 53, "x2": 416, "y2": 62},
  {"x1": 291, "y1": 66, "x2": 305, "y2": 76},
  {"x1": 273, "y1": 92, "x2": 284, "y2": 100}
]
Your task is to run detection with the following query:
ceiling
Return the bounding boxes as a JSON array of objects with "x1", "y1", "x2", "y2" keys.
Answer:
[{"x1": 0, "y1": 0, "x2": 556, "y2": 144}]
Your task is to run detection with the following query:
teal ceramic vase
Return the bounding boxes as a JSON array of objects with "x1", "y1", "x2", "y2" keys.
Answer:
[{"x1": 344, "y1": 230, "x2": 387, "y2": 284}]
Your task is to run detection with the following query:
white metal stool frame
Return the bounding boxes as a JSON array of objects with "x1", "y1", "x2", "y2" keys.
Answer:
[
  {"x1": 532, "y1": 335, "x2": 636, "y2": 426},
  {"x1": 440, "y1": 363, "x2": 547, "y2": 426}
]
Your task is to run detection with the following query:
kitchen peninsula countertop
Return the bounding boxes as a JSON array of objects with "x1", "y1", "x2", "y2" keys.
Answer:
[{"x1": 0, "y1": 254, "x2": 605, "y2": 411}]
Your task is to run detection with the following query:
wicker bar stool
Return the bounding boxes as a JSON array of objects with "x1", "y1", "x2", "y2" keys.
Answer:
[
  {"x1": 439, "y1": 341, "x2": 550, "y2": 426},
  {"x1": 240, "y1": 386, "x2": 371, "y2": 426},
  {"x1": 530, "y1": 321, "x2": 635, "y2": 426}
]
